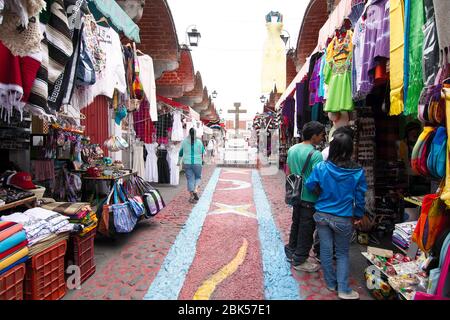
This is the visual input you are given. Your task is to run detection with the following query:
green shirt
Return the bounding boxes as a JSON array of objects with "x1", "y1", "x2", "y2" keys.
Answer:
[
  {"x1": 179, "y1": 138, "x2": 205, "y2": 165},
  {"x1": 287, "y1": 143, "x2": 323, "y2": 202}
]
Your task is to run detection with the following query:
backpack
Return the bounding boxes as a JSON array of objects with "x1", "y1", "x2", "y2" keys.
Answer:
[
  {"x1": 285, "y1": 150, "x2": 314, "y2": 206},
  {"x1": 427, "y1": 126, "x2": 447, "y2": 179}
]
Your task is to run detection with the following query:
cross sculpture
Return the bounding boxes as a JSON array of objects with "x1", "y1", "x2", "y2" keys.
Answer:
[{"x1": 228, "y1": 103, "x2": 247, "y2": 136}]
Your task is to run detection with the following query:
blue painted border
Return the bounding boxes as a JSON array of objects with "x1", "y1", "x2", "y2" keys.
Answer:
[
  {"x1": 143, "y1": 168, "x2": 222, "y2": 300},
  {"x1": 251, "y1": 170, "x2": 302, "y2": 300}
]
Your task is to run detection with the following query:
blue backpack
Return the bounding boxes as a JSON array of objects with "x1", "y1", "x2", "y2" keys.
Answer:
[{"x1": 427, "y1": 126, "x2": 447, "y2": 179}]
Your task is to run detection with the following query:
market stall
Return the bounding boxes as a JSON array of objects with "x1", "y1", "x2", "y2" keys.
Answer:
[{"x1": 275, "y1": 0, "x2": 450, "y2": 300}]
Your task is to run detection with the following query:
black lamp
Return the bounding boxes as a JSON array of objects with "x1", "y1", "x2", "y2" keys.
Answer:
[
  {"x1": 260, "y1": 95, "x2": 267, "y2": 103},
  {"x1": 187, "y1": 26, "x2": 201, "y2": 47},
  {"x1": 212, "y1": 90, "x2": 218, "y2": 99}
]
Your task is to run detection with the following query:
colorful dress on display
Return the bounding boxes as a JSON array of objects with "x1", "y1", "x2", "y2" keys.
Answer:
[{"x1": 324, "y1": 30, "x2": 354, "y2": 113}]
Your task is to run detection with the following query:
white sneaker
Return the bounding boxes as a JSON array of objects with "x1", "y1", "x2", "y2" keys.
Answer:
[
  {"x1": 338, "y1": 290, "x2": 360, "y2": 300},
  {"x1": 293, "y1": 261, "x2": 320, "y2": 273}
]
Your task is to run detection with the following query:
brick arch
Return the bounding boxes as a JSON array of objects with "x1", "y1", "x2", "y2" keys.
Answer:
[
  {"x1": 295, "y1": 0, "x2": 328, "y2": 68},
  {"x1": 286, "y1": 50, "x2": 297, "y2": 86},
  {"x1": 193, "y1": 87, "x2": 210, "y2": 112},
  {"x1": 137, "y1": 0, "x2": 180, "y2": 79},
  {"x1": 156, "y1": 47, "x2": 195, "y2": 98},
  {"x1": 174, "y1": 71, "x2": 204, "y2": 106}
]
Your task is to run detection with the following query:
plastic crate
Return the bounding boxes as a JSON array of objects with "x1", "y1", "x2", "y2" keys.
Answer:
[
  {"x1": 0, "y1": 263, "x2": 26, "y2": 300},
  {"x1": 66, "y1": 229, "x2": 96, "y2": 284},
  {"x1": 24, "y1": 240, "x2": 67, "y2": 300}
]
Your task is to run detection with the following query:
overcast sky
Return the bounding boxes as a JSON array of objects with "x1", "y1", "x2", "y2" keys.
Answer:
[{"x1": 167, "y1": 0, "x2": 308, "y2": 121}]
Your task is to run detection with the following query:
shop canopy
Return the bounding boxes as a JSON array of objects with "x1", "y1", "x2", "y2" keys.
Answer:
[
  {"x1": 156, "y1": 95, "x2": 190, "y2": 112},
  {"x1": 88, "y1": 0, "x2": 140, "y2": 43}
]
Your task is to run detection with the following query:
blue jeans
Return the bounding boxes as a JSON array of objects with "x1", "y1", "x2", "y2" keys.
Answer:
[
  {"x1": 313, "y1": 212, "x2": 353, "y2": 294},
  {"x1": 183, "y1": 164, "x2": 202, "y2": 192}
]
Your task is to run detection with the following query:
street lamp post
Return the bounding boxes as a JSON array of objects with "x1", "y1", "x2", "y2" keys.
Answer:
[
  {"x1": 280, "y1": 29, "x2": 291, "y2": 50},
  {"x1": 212, "y1": 90, "x2": 218, "y2": 99}
]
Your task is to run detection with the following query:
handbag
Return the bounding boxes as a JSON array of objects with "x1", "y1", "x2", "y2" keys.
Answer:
[
  {"x1": 111, "y1": 184, "x2": 138, "y2": 233},
  {"x1": 76, "y1": 33, "x2": 96, "y2": 85},
  {"x1": 118, "y1": 183, "x2": 144, "y2": 219},
  {"x1": 134, "y1": 176, "x2": 166, "y2": 217},
  {"x1": 285, "y1": 150, "x2": 315, "y2": 206}
]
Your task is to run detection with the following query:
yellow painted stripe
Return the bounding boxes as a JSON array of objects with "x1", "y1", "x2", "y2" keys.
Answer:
[{"x1": 193, "y1": 238, "x2": 248, "y2": 300}]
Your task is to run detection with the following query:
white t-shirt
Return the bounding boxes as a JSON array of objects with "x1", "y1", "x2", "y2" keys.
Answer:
[{"x1": 322, "y1": 146, "x2": 329, "y2": 161}]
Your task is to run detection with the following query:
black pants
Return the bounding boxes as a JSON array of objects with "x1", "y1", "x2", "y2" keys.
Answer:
[{"x1": 286, "y1": 202, "x2": 316, "y2": 265}]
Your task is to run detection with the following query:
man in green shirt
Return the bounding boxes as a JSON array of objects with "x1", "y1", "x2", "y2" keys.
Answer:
[{"x1": 285, "y1": 121, "x2": 325, "y2": 272}]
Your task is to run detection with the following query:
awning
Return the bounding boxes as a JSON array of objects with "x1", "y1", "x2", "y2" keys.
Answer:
[
  {"x1": 156, "y1": 95, "x2": 190, "y2": 112},
  {"x1": 88, "y1": 0, "x2": 140, "y2": 43}
]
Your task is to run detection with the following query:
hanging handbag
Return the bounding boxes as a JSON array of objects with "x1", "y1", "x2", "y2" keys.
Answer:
[
  {"x1": 135, "y1": 176, "x2": 166, "y2": 217},
  {"x1": 111, "y1": 183, "x2": 138, "y2": 233},
  {"x1": 76, "y1": 33, "x2": 96, "y2": 86},
  {"x1": 118, "y1": 183, "x2": 144, "y2": 218},
  {"x1": 98, "y1": 189, "x2": 116, "y2": 237},
  {"x1": 285, "y1": 150, "x2": 315, "y2": 206}
]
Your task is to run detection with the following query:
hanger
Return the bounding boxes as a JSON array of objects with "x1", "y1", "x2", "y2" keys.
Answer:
[{"x1": 96, "y1": 16, "x2": 110, "y2": 27}]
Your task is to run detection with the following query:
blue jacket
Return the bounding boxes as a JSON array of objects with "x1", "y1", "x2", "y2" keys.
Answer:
[{"x1": 305, "y1": 161, "x2": 367, "y2": 218}]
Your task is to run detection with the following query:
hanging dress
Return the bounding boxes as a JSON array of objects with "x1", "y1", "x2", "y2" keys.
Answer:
[
  {"x1": 144, "y1": 142, "x2": 158, "y2": 182},
  {"x1": 261, "y1": 13, "x2": 286, "y2": 93},
  {"x1": 157, "y1": 148, "x2": 170, "y2": 184},
  {"x1": 171, "y1": 110, "x2": 184, "y2": 141},
  {"x1": 133, "y1": 142, "x2": 145, "y2": 178},
  {"x1": 167, "y1": 144, "x2": 181, "y2": 185}
]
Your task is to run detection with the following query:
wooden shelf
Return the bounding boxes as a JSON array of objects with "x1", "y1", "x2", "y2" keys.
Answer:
[{"x1": 0, "y1": 196, "x2": 37, "y2": 212}]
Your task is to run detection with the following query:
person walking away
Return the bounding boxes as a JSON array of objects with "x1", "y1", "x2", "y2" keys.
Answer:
[
  {"x1": 305, "y1": 133, "x2": 367, "y2": 299},
  {"x1": 178, "y1": 128, "x2": 206, "y2": 203},
  {"x1": 285, "y1": 121, "x2": 325, "y2": 272}
]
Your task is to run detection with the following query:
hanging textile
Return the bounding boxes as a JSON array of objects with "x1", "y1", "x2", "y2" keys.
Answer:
[
  {"x1": 348, "y1": 0, "x2": 366, "y2": 26},
  {"x1": 71, "y1": 25, "x2": 126, "y2": 110},
  {"x1": 167, "y1": 144, "x2": 181, "y2": 185},
  {"x1": 353, "y1": 0, "x2": 390, "y2": 101},
  {"x1": 0, "y1": 0, "x2": 44, "y2": 57},
  {"x1": 137, "y1": 54, "x2": 158, "y2": 120},
  {"x1": 0, "y1": 41, "x2": 41, "y2": 122},
  {"x1": 144, "y1": 142, "x2": 158, "y2": 182},
  {"x1": 389, "y1": 0, "x2": 405, "y2": 116},
  {"x1": 422, "y1": 0, "x2": 440, "y2": 87},
  {"x1": 432, "y1": 0, "x2": 450, "y2": 56},
  {"x1": 171, "y1": 110, "x2": 184, "y2": 142},
  {"x1": 324, "y1": 30, "x2": 354, "y2": 113},
  {"x1": 133, "y1": 99, "x2": 154, "y2": 144},
  {"x1": 404, "y1": 0, "x2": 425, "y2": 116},
  {"x1": 261, "y1": 11, "x2": 286, "y2": 93},
  {"x1": 132, "y1": 142, "x2": 145, "y2": 178},
  {"x1": 157, "y1": 148, "x2": 170, "y2": 184}
]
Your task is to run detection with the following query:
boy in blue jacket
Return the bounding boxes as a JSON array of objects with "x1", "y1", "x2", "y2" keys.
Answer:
[{"x1": 305, "y1": 132, "x2": 367, "y2": 300}]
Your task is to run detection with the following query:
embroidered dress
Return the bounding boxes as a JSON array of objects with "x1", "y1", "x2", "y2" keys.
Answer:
[{"x1": 324, "y1": 31, "x2": 354, "y2": 113}]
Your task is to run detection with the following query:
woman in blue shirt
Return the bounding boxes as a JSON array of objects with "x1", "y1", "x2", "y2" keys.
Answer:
[
  {"x1": 178, "y1": 128, "x2": 205, "y2": 203},
  {"x1": 305, "y1": 132, "x2": 367, "y2": 300}
]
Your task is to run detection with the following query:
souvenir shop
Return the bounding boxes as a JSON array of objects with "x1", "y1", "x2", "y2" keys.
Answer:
[
  {"x1": 276, "y1": 0, "x2": 450, "y2": 300},
  {"x1": 0, "y1": 0, "x2": 193, "y2": 300}
]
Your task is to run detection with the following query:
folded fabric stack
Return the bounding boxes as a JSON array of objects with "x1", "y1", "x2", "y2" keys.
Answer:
[
  {"x1": 0, "y1": 221, "x2": 29, "y2": 275},
  {"x1": 392, "y1": 221, "x2": 417, "y2": 250},
  {"x1": 40, "y1": 202, "x2": 98, "y2": 237},
  {"x1": 1, "y1": 208, "x2": 75, "y2": 256}
]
